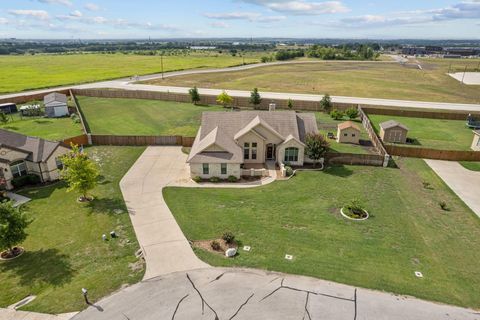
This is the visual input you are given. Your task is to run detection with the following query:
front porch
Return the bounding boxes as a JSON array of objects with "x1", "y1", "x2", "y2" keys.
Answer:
[{"x1": 241, "y1": 161, "x2": 277, "y2": 179}]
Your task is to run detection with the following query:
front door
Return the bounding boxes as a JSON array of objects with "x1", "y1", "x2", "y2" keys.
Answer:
[{"x1": 266, "y1": 144, "x2": 275, "y2": 160}]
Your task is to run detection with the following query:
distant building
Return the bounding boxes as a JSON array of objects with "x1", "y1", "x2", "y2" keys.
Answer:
[
  {"x1": 425, "y1": 46, "x2": 443, "y2": 54},
  {"x1": 402, "y1": 47, "x2": 426, "y2": 55},
  {"x1": 44, "y1": 92, "x2": 69, "y2": 118},
  {"x1": 379, "y1": 120, "x2": 409, "y2": 144},
  {"x1": 444, "y1": 47, "x2": 480, "y2": 57}
]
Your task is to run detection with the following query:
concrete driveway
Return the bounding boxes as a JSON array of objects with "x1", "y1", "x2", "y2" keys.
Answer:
[
  {"x1": 120, "y1": 146, "x2": 208, "y2": 280},
  {"x1": 73, "y1": 268, "x2": 479, "y2": 320},
  {"x1": 425, "y1": 160, "x2": 480, "y2": 218}
]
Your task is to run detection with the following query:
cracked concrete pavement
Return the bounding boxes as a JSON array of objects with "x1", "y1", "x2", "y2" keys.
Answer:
[{"x1": 72, "y1": 268, "x2": 479, "y2": 320}]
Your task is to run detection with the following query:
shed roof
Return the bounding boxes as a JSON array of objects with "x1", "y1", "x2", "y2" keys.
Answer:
[
  {"x1": 379, "y1": 120, "x2": 409, "y2": 131},
  {"x1": 44, "y1": 92, "x2": 67, "y2": 105},
  {"x1": 338, "y1": 121, "x2": 361, "y2": 131}
]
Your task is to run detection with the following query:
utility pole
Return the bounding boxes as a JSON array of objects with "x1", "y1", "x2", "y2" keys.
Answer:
[
  {"x1": 461, "y1": 65, "x2": 467, "y2": 84},
  {"x1": 161, "y1": 55, "x2": 164, "y2": 80}
]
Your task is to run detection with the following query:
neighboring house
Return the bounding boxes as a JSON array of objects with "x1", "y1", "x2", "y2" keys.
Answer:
[
  {"x1": 337, "y1": 121, "x2": 361, "y2": 144},
  {"x1": 0, "y1": 129, "x2": 69, "y2": 190},
  {"x1": 187, "y1": 111, "x2": 318, "y2": 179},
  {"x1": 379, "y1": 120, "x2": 409, "y2": 144},
  {"x1": 472, "y1": 130, "x2": 480, "y2": 151},
  {"x1": 44, "y1": 92, "x2": 69, "y2": 118}
]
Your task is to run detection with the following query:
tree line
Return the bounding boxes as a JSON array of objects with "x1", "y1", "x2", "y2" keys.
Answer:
[{"x1": 273, "y1": 44, "x2": 379, "y2": 61}]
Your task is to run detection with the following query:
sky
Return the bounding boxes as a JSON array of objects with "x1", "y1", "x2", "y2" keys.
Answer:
[{"x1": 0, "y1": 0, "x2": 479, "y2": 39}]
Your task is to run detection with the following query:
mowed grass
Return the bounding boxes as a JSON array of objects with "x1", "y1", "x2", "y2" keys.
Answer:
[
  {"x1": 368, "y1": 114, "x2": 473, "y2": 150},
  {"x1": 164, "y1": 158, "x2": 480, "y2": 309},
  {"x1": 78, "y1": 96, "x2": 225, "y2": 136},
  {"x1": 0, "y1": 53, "x2": 260, "y2": 93},
  {"x1": 0, "y1": 112, "x2": 83, "y2": 141},
  {"x1": 460, "y1": 161, "x2": 480, "y2": 171},
  {"x1": 0, "y1": 146, "x2": 146, "y2": 313},
  {"x1": 147, "y1": 59, "x2": 480, "y2": 104}
]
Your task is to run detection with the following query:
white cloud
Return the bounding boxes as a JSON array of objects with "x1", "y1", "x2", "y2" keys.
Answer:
[
  {"x1": 210, "y1": 21, "x2": 230, "y2": 28},
  {"x1": 0, "y1": 18, "x2": 9, "y2": 25},
  {"x1": 70, "y1": 10, "x2": 83, "y2": 17},
  {"x1": 8, "y1": 10, "x2": 50, "y2": 20},
  {"x1": 37, "y1": 0, "x2": 72, "y2": 6},
  {"x1": 241, "y1": 0, "x2": 349, "y2": 15},
  {"x1": 204, "y1": 11, "x2": 286, "y2": 23},
  {"x1": 84, "y1": 3, "x2": 100, "y2": 11}
]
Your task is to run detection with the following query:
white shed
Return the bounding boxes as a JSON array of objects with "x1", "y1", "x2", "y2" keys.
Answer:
[{"x1": 44, "y1": 93, "x2": 69, "y2": 118}]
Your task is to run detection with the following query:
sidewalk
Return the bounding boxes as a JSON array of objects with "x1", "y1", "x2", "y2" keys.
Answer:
[{"x1": 0, "y1": 308, "x2": 76, "y2": 320}]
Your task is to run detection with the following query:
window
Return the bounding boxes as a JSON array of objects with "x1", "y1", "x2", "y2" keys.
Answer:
[
  {"x1": 352, "y1": 133, "x2": 356, "y2": 137},
  {"x1": 252, "y1": 143, "x2": 257, "y2": 160},
  {"x1": 55, "y1": 158, "x2": 63, "y2": 170},
  {"x1": 10, "y1": 161, "x2": 27, "y2": 178},
  {"x1": 244, "y1": 143, "x2": 250, "y2": 160},
  {"x1": 221, "y1": 163, "x2": 227, "y2": 175},
  {"x1": 284, "y1": 147, "x2": 299, "y2": 162},
  {"x1": 344, "y1": 133, "x2": 348, "y2": 137},
  {"x1": 202, "y1": 163, "x2": 209, "y2": 175}
]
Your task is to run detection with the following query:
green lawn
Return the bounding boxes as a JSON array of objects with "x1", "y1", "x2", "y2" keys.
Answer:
[
  {"x1": 0, "y1": 146, "x2": 145, "y2": 313},
  {"x1": 460, "y1": 161, "x2": 480, "y2": 171},
  {"x1": 164, "y1": 158, "x2": 480, "y2": 309},
  {"x1": 315, "y1": 112, "x2": 372, "y2": 154},
  {"x1": 0, "y1": 53, "x2": 260, "y2": 94},
  {"x1": 0, "y1": 112, "x2": 83, "y2": 141},
  {"x1": 78, "y1": 96, "x2": 225, "y2": 136},
  {"x1": 147, "y1": 59, "x2": 480, "y2": 104},
  {"x1": 368, "y1": 114, "x2": 473, "y2": 150}
]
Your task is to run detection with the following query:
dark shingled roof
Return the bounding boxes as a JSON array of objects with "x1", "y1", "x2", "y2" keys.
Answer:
[{"x1": 0, "y1": 129, "x2": 61, "y2": 162}]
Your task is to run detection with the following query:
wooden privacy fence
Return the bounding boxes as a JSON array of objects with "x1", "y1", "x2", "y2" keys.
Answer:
[
  {"x1": 358, "y1": 107, "x2": 389, "y2": 159},
  {"x1": 362, "y1": 106, "x2": 480, "y2": 120},
  {"x1": 91, "y1": 135, "x2": 195, "y2": 147},
  {"x1": 0, "y1": 89, "x2": 70, "y2": 105},
  {"x1": 325, "y1": 152, "x2": 385, "y2": 167},
  {"x1": 71, "y1": 88, "x2": 357, "y2": 111},
  {"x1": 62, "y1": 134, "x2": 89, "y2": 146},
  {"x1": 69, "y1": 90, "x2": 90, "y2": 134},
  {"x1": 385, "y1": 145, "x2": 480, "y2": 161}
]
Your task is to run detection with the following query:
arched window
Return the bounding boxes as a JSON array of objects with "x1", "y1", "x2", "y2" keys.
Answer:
[
  {"x1": 284, "y1": 147, "x2": 299, "y2": 162},
  {"x1": 10, "y1": 160, "x2": 27, "y2": 178}
]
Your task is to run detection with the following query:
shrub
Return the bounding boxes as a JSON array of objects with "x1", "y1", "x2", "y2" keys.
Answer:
[
  {"x1": 330, "y1": 109, "x2": 344, "y2": 120},
  {"x1": 439, "y1": 201, "x2": 449, "y2": 211},
  {"x1": 287, "y1": 99, "x2": 294, "y2": 110},
  {"x1": 320, "y1": 94, "x2": 333, "y2": 111},
  {"x1": 210, "y1": 240, "x2": 221, "y2": 251},
  {"x1": 227, "y1": 175, "x2": 238, "y2": 183},
  {"x1": 222, "y1": 232, "x2": 235, "y2": 244},
  {"x1": 346, "y1": 199, "x2": 367, "y2": 218},
  {"x1": 12, "y1": 174, "x2": 41, "y2": 188},
  {"x1": 422, "y1": 181, "x2": 431, "y2": 189},
  {"x1": 192, "y1": 176, "x2": 202, "y2": 183},
  {"x1": 285, "y1": 166, "x2": 294, "y2": 177},
  {"x1": 345, "y1": 107, "x2": 359, "y2": 120},
  {"x1": 210, "y1": 177, "x2": 221, "y2": 183}
]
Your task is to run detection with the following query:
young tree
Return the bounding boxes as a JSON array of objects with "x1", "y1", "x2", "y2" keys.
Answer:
[
  {"x1": 0, "y1": 112, "x2": 9, "y2": 125},
  {"x1": 0, "y1": 201, "x2": 31, "y2": 258},
  {"x1": 305, "y1": 133, "x2": 330, "y2": 168},
  {"x1": 287, "y1": 99, "x2": 294, "y2": 110},
  {"x1": 216, "y1": 91, "x2": 234, "y2": 109},
  {"x1": 330, "y1": 109, "x2": 344, "y2": 120},
  {"x1": 320, "y1": 94, "x2": 333, "y2": 111},
  {"x1": 345, "y1": 107, "x2": 359, "y2": 120},
  {"x1": 249, "y1": 88, "x2": 262, "y2": 109},
  {"x1": 188, "y1": 86, "x2": 201, "y2": 105},
  {"x1": 60, "y1": 145, "x2": 100, "y2": 202}
]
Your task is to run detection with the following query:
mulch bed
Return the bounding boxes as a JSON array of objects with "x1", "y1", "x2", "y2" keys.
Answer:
[{"x1": 193, "y1": 239, "x2": 238, "y2": 256}]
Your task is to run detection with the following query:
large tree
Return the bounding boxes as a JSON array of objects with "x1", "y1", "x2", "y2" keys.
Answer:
[
  {"x1": 249, "y1": 88, "x2": 262, "y2": 109},
  {"x1": 188, "y1": 86, "x2": 201, "y2": 105},
  {"x1": 305, "y1": 133, "x2": 330, "y2": 167},
  {"x1": 216, "y1": 91, "x2": 234, "y2": 109},
  {"x1": 60, "y1": 145, "x2": 100, "y2": 202},
  {"x1": 0, "y1": 201, "x2": 31, "y2": 258}
]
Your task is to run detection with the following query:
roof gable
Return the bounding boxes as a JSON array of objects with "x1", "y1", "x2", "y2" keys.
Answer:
[
  {"x1": 338, "y1": 121, "x2": 361, "y2": 131},
  {"x1": 234, "y1": 115, "x2": 284, "y2": 141},
  {"x1": 380, "y1": 120, "x2": 409, "y2": 131},
  {"x1": 0, "y1": 129, "x2": 61, "y2": 162},
  {"x1": 44, "y1": 92, "x2": 67, "y2": 105}
]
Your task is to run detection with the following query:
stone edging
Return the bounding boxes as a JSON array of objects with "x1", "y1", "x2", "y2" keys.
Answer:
[
  {"x1": 340, "y1": 207, "x2": 369, "y2": 221},
  {"x1": 0, "y1": 247, "x2": 25, "y2": 261}
]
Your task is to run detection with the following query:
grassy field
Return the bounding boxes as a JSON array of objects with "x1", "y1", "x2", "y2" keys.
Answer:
[
  {"x1": 0, "y1": 146, "x2": 145, "y2": 313},
  {"x1": 460, "y1": 161, "x2": 480, "y2": 171},
  {"x1": 164, "y1": 158, "x2": 480, "y2": 309},
  {"x1": 0, "y1": 112, "x2": 83, "y2": 141},
  {"x1": 78, "y1": 96, "x2": 225, "y2": 136},
  {"x1": 315, "y1": 112, "x2": 373, "y2": 154},
  {"x1": 368, "y1": 114, "x2": 473, "y2": 150},
  {"x1": 146, "y1": 59, "x2": 480, "y2": 104},
  {"x1": 0, "y1": 53, "x2": 260, "y2": 94}
]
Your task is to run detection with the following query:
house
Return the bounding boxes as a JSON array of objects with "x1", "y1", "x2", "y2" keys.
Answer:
[
  {"x1": 379, "y1": 120, "x2": 409, "y2": 144},
  {"x1": 187, "y1": 111, "x2": 319, "y2": 179},
  {"x1": 337, "y1": 121, "x2": 361, "y2": 144},
  {"x1": 44, "y1": 92, "x2": 69, "y2": 118},
  {"x1": 472, "y1": 130, "x2": 480, "y2": 151},
  {"x1": 0, "y1": 129, "x2": 70, "y2": 190}
]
